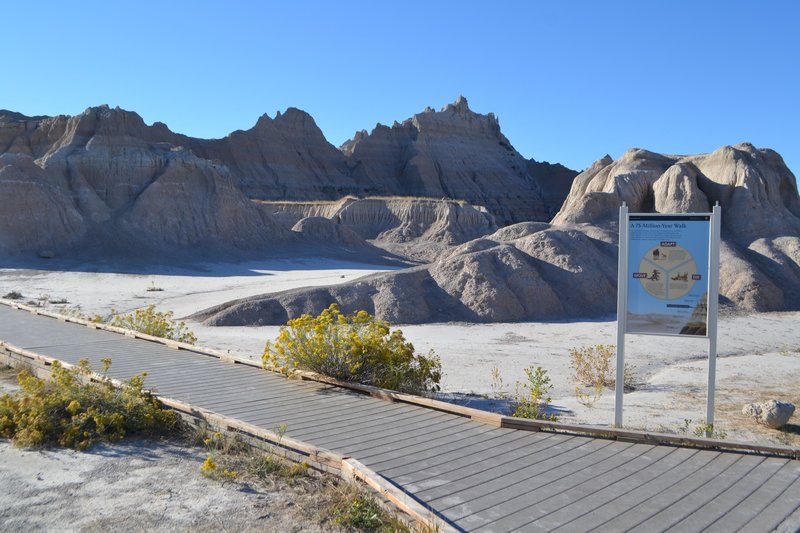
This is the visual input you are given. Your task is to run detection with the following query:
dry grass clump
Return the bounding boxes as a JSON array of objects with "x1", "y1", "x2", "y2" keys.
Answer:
[{"x1": 570, "y1": 344, "x2": 636, "y2": 406}]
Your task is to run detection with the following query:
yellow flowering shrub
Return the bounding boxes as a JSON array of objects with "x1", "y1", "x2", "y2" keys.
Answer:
[
  {"x1": 263, "y1": 304, "x2": 441, "y2": 395},
  {"x1": 110, "y1": 305, "x2": 197, "y2": 344},
  {"x1": 0, "y1": 359, "x2": 179, "y2": 450}
]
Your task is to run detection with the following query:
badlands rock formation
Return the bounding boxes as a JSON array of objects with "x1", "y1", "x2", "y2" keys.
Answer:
[
  {"x1": 193, "y1": 222, "x2": 620, "y2": 325},
  {"x1": 0, "y1": 99, "x2": 574, "y2": 255},
  {"x1": 342, "y1": 96, "x2": 575, "y2": 223},
  {"x1": 196, "y1": 143, "x2": 800, "y2": 325},
  {"x1": 553, "y1": 143, "x2": 800, "y2": 311},
  {"x1": 0, "y1": 107, "x2": 294, "y2": 255},
  {"x1": 260, "y1": 196, "x2": 497, "y2": 261}
]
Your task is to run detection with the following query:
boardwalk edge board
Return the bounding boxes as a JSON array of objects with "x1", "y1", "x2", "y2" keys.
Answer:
[{"x1": 2, "y1": 299, "x2": 799, "y2": 463}]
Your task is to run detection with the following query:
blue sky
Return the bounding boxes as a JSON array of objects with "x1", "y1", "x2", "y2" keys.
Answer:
[{"x1": 2, "y1": 1, "x2": 798, "y2": 177}]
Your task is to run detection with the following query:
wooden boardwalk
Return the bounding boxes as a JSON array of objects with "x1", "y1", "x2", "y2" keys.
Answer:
[{"x1": 1, "y1": 302, "x2": 799, "y2": 532}]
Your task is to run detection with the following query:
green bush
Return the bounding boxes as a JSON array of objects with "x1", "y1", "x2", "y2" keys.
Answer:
[
  {"x1": 263, "y1": 304, "x2": 441, "y2": 395},
  {"x1": 110, "y1": 305, "x2": 197, "y2": 344},
  {"x1": 0, "y1": 359, "x2": 179, "y2": 450},
  {"x1": 512, "y1": 366, "x2": 558, "y2": 421}
]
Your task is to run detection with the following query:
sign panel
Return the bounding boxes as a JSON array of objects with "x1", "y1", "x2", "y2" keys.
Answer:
[{"x1": 625, "y1": 214, "x2": 711, "y2": 336}]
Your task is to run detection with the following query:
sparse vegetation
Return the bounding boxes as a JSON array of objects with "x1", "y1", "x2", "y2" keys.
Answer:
[
  {"x1": 3, "y1": 290, "x2": 22, "y2": 300},
  {"x1": 110, "y1": 305, "x2": 197, "y2": 344},
  {"x1": 512, "y1": 366, "x2": 558, "y2": 421},
  {"x1": 490, "y1": 365, "x2": 506, "y2": 399},
  {"x1": 0, "y1": 359, "x2": 180, "y2": 450},
  {"x1": 146, "y1": 281, "x2": 164, "y2": 292},
  {"x1": 570, "y1": 344, "x2": 636, "y2": 406},
  {"x1": 680, "y1": 418, "x2": 728, "y2": 440},
  {"x1": 263, "y1": 304, "x2": 441, "y2": 395},
  {"x1": 330, "y1": 485, "x2": 405, "y2": 531},
  {"x1": 193, "y1": 423, "x2": 411, "y2": 532}
]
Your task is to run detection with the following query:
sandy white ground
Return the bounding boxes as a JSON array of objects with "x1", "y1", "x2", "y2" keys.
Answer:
[
  {"x1": 0, "y1": 368, "x2": 336, "y2": 532},
  {"x1": 2, "y1": 257, "x2": 798, "y2": 447}
]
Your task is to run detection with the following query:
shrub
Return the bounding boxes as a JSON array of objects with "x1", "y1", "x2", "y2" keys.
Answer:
[
  {"x1": 570, "y1": 344, "x2": 636, "y2": 406},
  {"x1": 512, "y1": 366, "x2": 558, "y2": 421},
  {"x1": 263, "y1": 304, "x2": 441, "y2": 395},
  {"x1": 3, "y1": 290, "x2": 22, "y2": 300},
  {"x1": 681, "y1": 418, "x2": 728, "y2": 440},
  {"x1": 110, "y1": 305, "x2": 197, "y2": 344},
  {"x1": 0, "y1": 359, "x2": 179, "y2": 450}
]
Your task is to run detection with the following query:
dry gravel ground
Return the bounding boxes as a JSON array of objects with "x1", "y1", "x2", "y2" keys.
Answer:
[{"x1": 0, "y1": 368, "x2": 346, "y2": 532}]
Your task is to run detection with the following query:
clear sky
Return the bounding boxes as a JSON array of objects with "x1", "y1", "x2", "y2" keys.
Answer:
[{"x1": 2, "y1": 1, "x2": 798, "y2": 177}]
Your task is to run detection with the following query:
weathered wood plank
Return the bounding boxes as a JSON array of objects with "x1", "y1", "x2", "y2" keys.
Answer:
[
  {"x1": 477, "y1": 444, "x2": 676, "y2": 532},
  {"x1": 351, "y1": 422, "x2": 500, "y2": 462},
  {"x1": 548, "y1": 447, "x2": 699, "y2": 532},
  {"x1": 705, "y1": 460, "x2": 800, "y2": 533},
  {"x1": 596, "y1": 451, "x2": 742, "y2": 531},
  {"x1": 372, "y1": 428, "x2": 529, "y2": 475},
  {"x1": 667, "y1": 456, "x2": 787, "y2": 532},
  {"x1": 738, "y1": 473, "x2": 800, "y2": 533},
  {"x1": 235, "y1": 394, "x2": 412, "y2": 425},
  {"x1": 451, "y1": 442, "x2": 646, "y2": 530},
  {"x1": 323, "y1": 416, "x2": 479, "y2": 457},
  {"x1": 418, "y1": 435, "x2": 594, "y2": 503},
  {"x1": 286, "y1": 408, "x2": 452, "y2": 443}
]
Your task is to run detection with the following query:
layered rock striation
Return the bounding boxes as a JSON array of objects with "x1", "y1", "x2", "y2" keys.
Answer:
[
  {"x1": 196, "y1": 143, "x2": 800, "y2": 324},
  {"x1": 0, "y1": 106, "x2": 294, "y2": 255},
  {"x1": 0, "y1": 99, "x2": 574, "y2": 255},
  {"x1": 342, "y1": 96, "x2": 575, "y2": 223}
]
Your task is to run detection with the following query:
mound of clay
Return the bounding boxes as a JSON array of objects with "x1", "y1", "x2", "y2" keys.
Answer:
[
  {"x1": 553, "y1": 143, "x2": 800, "y2": 311},
  {"x1": 192, "y1": 222, "x2": 619, "y2": 325},
  {"x1": 196, "y1": 143, "x2": 800, "y2": 325}
]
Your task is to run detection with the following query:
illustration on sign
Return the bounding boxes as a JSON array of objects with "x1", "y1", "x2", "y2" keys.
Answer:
[{"x1": 626, "y1": 215, "x2": 710, "y2": 336}]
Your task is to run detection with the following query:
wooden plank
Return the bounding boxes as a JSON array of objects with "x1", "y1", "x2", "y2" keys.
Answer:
[
  {"x1": 477, "y1": 444, "x2": 677, "y2": 532},
  {"x1": 738, "y1": 473, "x2": 800, "y2": 533},
  {"x1": 706, "y1": 460, "x2": 800, "y2": 532},
  {"x1": 399, "y1": 433, "x2": 572, "y2": 498},
  {"x1": 233, "y1": 394, "x2": 413, "y2": 426},
  {"x1": 196, "y1": 386, "x2": 357, "y2": 413},
  {"x1": 668, "y1": 456, "x2": 788, "y2": 532},
  {"x1": 223, "y1": 400, "x2": 409, "y2": 435},
  {"x1": 372, "y1": 427, "x2": 525, "y2": 474},
  {"x1": 563, "y1": 447, "x2": 719, "y2": 531},
  {"x1": 155, "y1": 374, "x2": 315, "y2": 397},
  {"x1": 351, "y1": 422, "x2": 500, "y2": 462},
  {"x1": 282, "y1": 406, "x2": 439, "y2": 440},
  {"x1": 597, "y1": 451, "x2": 742, "y2": 531},
  {"x1": 309, "y1": 404, "x2": 469, "y2": 447},
  {"x1": 244, "y1": 400, "x2": 432, "y2": 432},
  {"x1": 418, "y1": 435, "x2": 594, "y2": 503},
  {"x1": 450, "y1": 442, "x2": 647, "y2": 530},
  {"x1": 323, "y1": 416, "x2": 479, "y2": 458},
  {"x1": 630, "y1": 455, "x2": 765, "y2": 531},
  {"x1": 548, "y1": 447, "x2": 698, "y2": 532},
  {"x1": 285, "y1": 408, "x2": 453, "y2": 443}
]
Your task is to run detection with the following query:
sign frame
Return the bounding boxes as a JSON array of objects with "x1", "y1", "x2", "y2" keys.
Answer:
[{"x1": 614, "y1": 203, "x2": 721, "y2": 430}]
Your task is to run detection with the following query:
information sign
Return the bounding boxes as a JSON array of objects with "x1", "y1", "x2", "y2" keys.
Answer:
[{"x1": 626, "y1": 215, "x2": 711, "y2": 336}]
